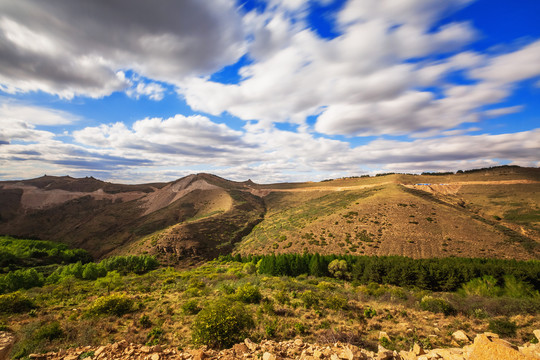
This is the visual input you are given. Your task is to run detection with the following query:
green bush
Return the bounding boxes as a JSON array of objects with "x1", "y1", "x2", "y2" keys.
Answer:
[
  {"x1": 420, "y1": 296, "x2": 456, "y2": 316},
  {"x1": 235, "y1": 283, "x2": 262, "y2": 304},
  {"x1": 191, "y1": 299, "x2": 254, "y2": 349},
  {"x1": 89, "y1": 293, "x2": 133, "y2": 316},
  {"x1": 139, "y1": 314, "x2": 152, "y2": 328},
  {"x1": 35, "y1": 322, "x2": 63, "y2": 341},
  {"x1": 146, "y1": 327, "x2": 164, "y2": 346},
  {"x1": 0, "y1": 292, "x2": 36, "y2": 314},
  {"x1": 488, "y1": 318, "x2": 517, "y2": 337},
  {"x1": 324, "y1": 294, "x2": 348, "y2": 310},
  {"x1": 363, "y1": 306, "x2": 377, "y2": 319},
  {"x1": 182, "y1": 299, "x2": 201, "y2": 315},
  {"x1": 300, "y1": 290, "x2": 319, "y2": 309}
]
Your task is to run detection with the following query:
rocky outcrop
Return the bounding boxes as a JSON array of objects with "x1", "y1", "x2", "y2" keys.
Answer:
[
  {"x1": 25, "y1": 332, "x2": 540, "y2": 360},
  {"x1": 0, "y1": 332, "x2": 15, "y2": 360}
]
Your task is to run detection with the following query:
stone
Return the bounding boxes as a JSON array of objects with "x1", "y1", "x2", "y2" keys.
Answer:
[
  {"x1": 330, "y1": 354, "x2": 340, "y2": 360},
  {"x1": 151, "y1": 353, "x2": 160, "y2": 360},
  {"x1": 399, "y1": 350, "x2": 416, "y2": 360},
  {"x1": 338, "y1": 346, "x2": 354, "y2": 360},
  {"x1": 534, "y1": 330, "x2": 540, "y2": 342},
  {"x1": 452, "y1": 330, "x2": 470, "y2": 343},
  {"x1": 313, "y1": 349, "x2": 323, "y2": 359},
  {"x1": 294, "y1": 339, "x2": 304, "y2": 346},
  {"x1": 64, "y1": 355, "x2": 79, "y2": 360},
  {"x1": 469, "y1": 334, "x2": 537, "y2": 360},
  {"x1": 0, "y1": 332, "x2": 15, "y2": 360},
  {"x1": 233, "y1": 343, "x2": 249, "y2": 355},
  {"x1": 192, "y1": 349, "x2": 207, "y2": 360},
  {"x1": 263, "y1": 352, "x2": 276, "y2": 360},
  {"x1": 413, "y1": 343, "x2": 426, "y2": 356},
  {"x1": 141, "y1": 345, "x2": 151, "y2": 353},
  {"x1": 94, "y1": 346, "x2": 106, "y2": 357},
  {"x1": 379, "y1": 331, "x2": 390, "y2": 340},
  {"x1": 245, "y1": 338, "x2": 258, "y2": 351}
]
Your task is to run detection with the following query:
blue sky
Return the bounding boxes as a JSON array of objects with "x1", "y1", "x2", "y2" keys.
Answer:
[{"x1": 0, "y1": 0, "x2": 538, "y2": 183}]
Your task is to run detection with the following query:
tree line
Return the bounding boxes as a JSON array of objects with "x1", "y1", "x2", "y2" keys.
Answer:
[
  {"x1": 220, "y1": 253, "x2": 540, "y2": 292},
  {"x1": 0, "y1": 254, "x2": 159, "y2": 294}
]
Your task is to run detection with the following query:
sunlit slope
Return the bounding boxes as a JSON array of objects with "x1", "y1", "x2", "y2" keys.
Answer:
[{"x1": 236, "y1": 170, "x2": 540, "y2": 260}]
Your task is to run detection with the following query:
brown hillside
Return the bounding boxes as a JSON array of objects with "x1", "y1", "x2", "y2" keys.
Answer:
[{"x1": 0, "y1": 166, "x2": 539, "y2": 262}]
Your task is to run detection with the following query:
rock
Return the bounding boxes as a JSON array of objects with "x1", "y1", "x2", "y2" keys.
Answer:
[
  {"x1": 469, "y1": 333, "x2": 537, "y2": 360},
  {"x1": 192, "y1": 349, "x2": 207, "y2": 360},
  {"x1": 94, "y1": 346, "x2": 106, "y2": 357},
  {"x1": 233, "y1": 343, "x2": 249, "y2": 355},
  {"x1": 338, "y1": 346, "x2": 354, "y2": 360},
  {"x1": 330, "y1": 354, "x2": 340, "y2": 360},
  {"x1": 413, "y1": 343, "x2": 426, "y2": 356},
  {"x1": 151, "y1": 353, "x2": 160, "y2": 360},
  {"x1": 534, "y1": 330, "x2": 540, "y2": 342},
  {"x1": 64, "y1": 355, "x2": 79, "y2": 360},
  {"x1": 399, "y1": 350, "x2": 416, "y2": 360},
  {"x1": 452, "y1": 330, "x2": 470, "y2": 343},
  {"x1": 379, "y1": 331, "x2": 390, "y2": 340},
  {"x1": 245, "y1": 338, "x2": 258, "y2": 351},
  {"x1": 295, "y1": 339, "x2": 304, "y2": 346},
  {"x1": 377, "y1": 345, "x2": 393, "y2": 360},
  {"x1": 263, "y1": 352, "x2": 276, "y2": 360},
  {"x1": 313, "y1": 349, "x2": 323, "y2": 359},
  {"x1": 0, "y1": 332, "x2": 15, "y2": 360},
  {"x1": 141, "y1": 345, "x2": 151, "y2": 353}
]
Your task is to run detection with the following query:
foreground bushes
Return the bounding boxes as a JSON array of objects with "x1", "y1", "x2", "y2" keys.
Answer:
[
  {"x1": 0, "y1": 292, "x2": 36, "y2": 314},
  {"x1": 192, "y1": 300, "x2": 254, "y2": 348},
  {"x1": 89, "y1": 293, "x2": 134, "y2": 316}
]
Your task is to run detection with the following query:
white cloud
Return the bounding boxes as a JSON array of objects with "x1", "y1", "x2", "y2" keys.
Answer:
[
  {"x1": 483, "y1": 105, "x2": 524, "y2": 118},
  {"x1": 470, "y1": 40, "x2": 540, "y2": 84},
  {"x1": 0, "y1": 0, "x2": 244, "y2": 98},
  {"x1": 0, "y1": 101, "x2": 78, "y2": 126}
]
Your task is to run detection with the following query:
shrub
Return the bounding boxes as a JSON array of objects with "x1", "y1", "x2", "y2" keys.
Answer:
[
  {"x1": 300, "y1": 290, "x2": 319, "y2": 309},
  {"x1": 235, "y1": 283, "x2": 262, "y2": 304},
  {"x1": 294, "y1": 322, "x2": 306, "y2": 334},
  {"x1": 139, "y1": 314, "x2": 152, "y2": 328},
  {"x1": 420, "y1": 296, "x2": 456, "y2": 316},
  {"x1": 324, "y1": 294, "x2": 348, "y2": 310},
  {"x1": 243, "y1": 262, "x2": 257, "y2": 274},
  {"x1": 274, "y1": 290, "x2": 290, "y2": 305},
  {"x1": 488, "y1": 318, "x2": 517, "y2": 337},
  {"x1": 192, "y1": 299, "x2": 254, "y2": 349},
  {"x1": 363, "y1": 306, "x2": 377, "y2": 319},
  {"x1": 0, "y1": 292, "x2": 36, "y2": 314},
  {"x1": 182, "y1": 299, "x2": 201, "y2": 315},
  {"x1": 146, "y1": 327, "x2": 164, "y2": 346},
  {"x1": 460, "y1": 276, "x2": 501, "y2": 297},
  {"x1": 35, "y1": 322, "x2": 63, "y2": 341},
  {"x1": 89, "y1": 293, "x2": 133, "y2": 316}
]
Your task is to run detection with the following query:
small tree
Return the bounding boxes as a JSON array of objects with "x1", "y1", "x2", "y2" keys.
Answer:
[
  {"x1": 95, "y1": 271, "x2": 122, "y2": 294},
  {"x1": 328, "y1": 259, "x2": 350, "y2": 279}
]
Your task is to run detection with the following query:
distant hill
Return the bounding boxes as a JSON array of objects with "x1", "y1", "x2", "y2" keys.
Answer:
[{"x1": 0, "y1": 166, "x2": 539, "y2": 264}]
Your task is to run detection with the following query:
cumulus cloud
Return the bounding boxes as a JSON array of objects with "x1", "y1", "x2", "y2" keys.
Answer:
[
  {"x1": 180, "y1": 0, "x2": 482, "y2": 136},
  {"x1": 0, "y1": 0, "x2": 244, "y2": 98}
]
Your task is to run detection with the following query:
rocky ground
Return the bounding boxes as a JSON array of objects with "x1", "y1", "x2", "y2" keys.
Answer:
[{"x1": 2, "y1": 330, "x2": 539, "y2": 360}]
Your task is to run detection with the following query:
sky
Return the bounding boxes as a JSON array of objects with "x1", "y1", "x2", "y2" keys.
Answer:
[{"x1": 0, "y1": 0, "x2": 539, "y2": 184}]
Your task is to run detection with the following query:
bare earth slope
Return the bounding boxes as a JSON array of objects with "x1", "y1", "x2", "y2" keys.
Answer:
[{"x1": 0, "y1": 166, "x2": 539, "y2": 262}]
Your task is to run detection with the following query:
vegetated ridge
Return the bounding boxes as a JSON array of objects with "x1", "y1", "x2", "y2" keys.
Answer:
[{"x1": 0, "y1": 166, "x2": 539, "y2": 264}]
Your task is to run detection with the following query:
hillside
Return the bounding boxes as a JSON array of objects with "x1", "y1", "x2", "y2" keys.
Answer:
[{"x1": 0, "y1": 166, "x2": 539, "y2": 263}]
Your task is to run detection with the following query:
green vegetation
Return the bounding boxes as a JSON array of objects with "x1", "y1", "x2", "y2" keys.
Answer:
[
  {"x1": 0, "y1": 236, "x2": 92, "y2": 272},
  {"x1": 2, "y1": 252, "x2": 539, "y2": 355},
  {"x1": 191, "y1": 299, "x2": 254, "y2": 348},
  {"x1": 89, "y1": 293, "x2": 134, "y2": 316},
  {"x1": 225, "y1": 253, "x2": 540, "y2": 292}
]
